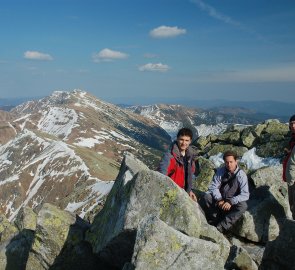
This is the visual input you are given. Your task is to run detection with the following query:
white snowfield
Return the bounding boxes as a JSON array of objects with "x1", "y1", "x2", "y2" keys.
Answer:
[{"x1": 209, "y1": 148, "x2": 281, "y2": 170}]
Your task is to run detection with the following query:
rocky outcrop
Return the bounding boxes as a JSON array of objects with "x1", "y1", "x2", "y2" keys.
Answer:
[
  {"x1": 194, "y1": 119, "x2": 290, "y2": 158},
  {"x1": 0, "y1": 127, "x2": 292, "y2": 269},
  {"x1": 193, "y1": 120, "x2": 291, "y2": 244},
  {"x1": 86, "y1": 152, "x2": 208, "y2": 268},
  {"x1": 260, "y1": 219, "x2": 295, "y2": 270},
  {"x1": 125, "y1": 216, "x2": 228, "y2": 270},
  {"x1": 0, "y1": 152, "x2": 233, "y2": 270}
]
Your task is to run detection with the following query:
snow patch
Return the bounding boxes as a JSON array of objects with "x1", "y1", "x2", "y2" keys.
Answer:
[
  {"x1": 209, "y1": 148, "x2": 281, "y2": 170},
  {"x1": 196, "y1": 123, "x2": 227, "y2": 137},
  {"x1": 241, "y1": 148, "x2": 281, "y2": 170},
  {"x1": 37, "y1": 107, "x2": 78, "y2": 139}
]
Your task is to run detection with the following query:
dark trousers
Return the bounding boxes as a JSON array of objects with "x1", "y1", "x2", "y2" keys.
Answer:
[
  {"x1": 288, "y1": 183, "x2": 295, "y2": 219},
  {"x1": 200, "y1": 193, "x2": 247, "y2": 231}
]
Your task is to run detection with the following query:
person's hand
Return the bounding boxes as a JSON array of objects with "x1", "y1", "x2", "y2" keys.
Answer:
[
  {"x1": 217, "y1": 200, "x2": 224, "y2": 208},
  {"x1": 221, "y1": 202, "x2": 232, "y2": 211},
  {"x1": 189, "y1": 191, "x2": 197, "y2": 202}
]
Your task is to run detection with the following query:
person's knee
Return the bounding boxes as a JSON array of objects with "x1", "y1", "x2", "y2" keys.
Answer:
[
  {"x1": 203, "y1": 192, "x2": 213, "y2": 203},
  {"x1": 235, "y1": 201, "x2": 247, "y2": 213},
  {"x1": 199, "y1": 193, "x2": 214, "y2": 211}
]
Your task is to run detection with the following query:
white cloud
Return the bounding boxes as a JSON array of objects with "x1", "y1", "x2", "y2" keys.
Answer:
[
  {"x1": 150, "y1": 26, "x2": 186, "y2": 38},
  {"x1": 92, "y1": 48, "x2": 129, "y2": 62},
  {"x1": 24, "y1": 51, "x2": 53, "y2": 61},
  {"x1": 139, "y1": 63, "x2": 170, "y2": 72}
]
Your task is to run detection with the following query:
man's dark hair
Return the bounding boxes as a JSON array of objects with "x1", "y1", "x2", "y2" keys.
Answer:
[
  {"x1": 177, "y1": 128, "x2": 193, "y2": 139},
  {"x1": 223, "y1": 150, "x2": 238, "y2": 161},
  {"x1": 289, "y1": 114, "x2": 295, "y2": 123}
]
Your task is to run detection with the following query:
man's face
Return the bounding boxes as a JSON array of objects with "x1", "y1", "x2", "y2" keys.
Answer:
[
  {"x1": 224, "y1": 155, "x2": 238, "y2": 173},
  {"x1": 177, "y1": 135, "x2": 192, "y2": 152},
  {"x1": 290, "y1": 121, "x2": 295, "y2": 134}
]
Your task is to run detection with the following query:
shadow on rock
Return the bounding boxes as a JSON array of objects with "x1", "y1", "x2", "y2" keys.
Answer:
[
  {"x1": 48, "y1": 215, "x2": 117, "y2": 270},
  {"x1": 5, "y1": 229, "x2": 34, "y2": 270},
  {"x1": 233, "y1": 185, "x2": 288, "y2": 244}
]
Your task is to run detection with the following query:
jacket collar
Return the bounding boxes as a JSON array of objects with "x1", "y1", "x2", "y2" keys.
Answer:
[{"x1": 170, "y1": 141, "x2": 193, "y2": 162}]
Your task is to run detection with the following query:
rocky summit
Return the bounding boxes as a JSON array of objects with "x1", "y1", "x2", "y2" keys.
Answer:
[
  {"x1": 0, "y1": 149, "x2": 294, "y2": 270},
  {"x1": 1, "y1": 90, "x2": 295, "y2": 269}
]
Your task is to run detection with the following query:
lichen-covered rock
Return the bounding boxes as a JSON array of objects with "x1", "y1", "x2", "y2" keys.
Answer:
[
  {"x1": 14, "y1": 206, "x2": 37, "y2": 232},
  {"x1": 0, "y1": 212, "x2": 34, "y2": 270},
  {"x1": 195, "y1": 136, "x2": 211, "y2": 151},
  {"x1": 260, "y1": 219, "x2": 295, "y2": 270},
  {"x1": 232, "y1": 185, "x2": 291, "y2": 243},
  {"x1": 218, "y1": 131, "x2": 241, "y2": 145},
  {"x1": 241, "y1": 127, "x2": 257, "y2": 148},
  {"x1": 256, "y1": 141, "x2": 286, "y2": 158},
  {"x1": 207, "y1": 144, "x2": 248, "y2": 157},
  {"x1": 228, "y1": 236, "x2": 265, "y2": 267},
  {"x1": 226, "y1": 124, "x2": 247, "y2": 133},
  {"x1": 26, "y1": 203, "x2": 77, "y2": 270},
  {"x1": 250, "y1": 166, "x2": 283, "y2": 189},
  {"x1": 0, "y1": 233, "x2": 34, "y2": 270},
  {"x1": 225, "y1": 245, "x2": 258, "y2": 270},
  {"x1": 252, "y1": 123, "x2": 266, "y2": 137},
  {"x1": 249, "y1": 166, "x2": 289, "y2": 198},
  {"x1": 263, "y1": 120, "x2": 289, "y2": 135},
  {"x1": 198, "y1": 222, "x2": 231, "y2": 260},
  {"x1": 194, "y1": 157, "x2": 215, "y2": 192},
  {"x1": 0, "y1": 214, "x2": 18, "y2": 243},
  {"x1": 86, "y1": 153, "x2": 203, "y2": 269},
  {"x1": 129, "y1": 216, "x2": 228, "y2": 270}
]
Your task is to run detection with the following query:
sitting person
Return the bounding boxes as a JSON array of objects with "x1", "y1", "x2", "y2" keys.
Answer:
[
  {"x1": 158, "y1": 127, "x2": 197, "y2": 201},
  {"x1": 200, "y1": 150, "x2": 249, "y2": 233}
]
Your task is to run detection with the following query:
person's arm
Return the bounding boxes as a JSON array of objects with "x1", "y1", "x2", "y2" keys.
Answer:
[
  {"x1": 208, "y1": 170, "x2": 223, "y2": 202},
  {"x1": 287, "y1": 146, "x2": 295, "y2": 184},
  {"x1": 229, "y1": 170, "x2": 249, "y2": 205},
  {"x1": 185, "y1": 157, "x2": 195, "y2": 193},
  {"x1": 158, "y1": 152, "x2": 174, "y2": 176}
]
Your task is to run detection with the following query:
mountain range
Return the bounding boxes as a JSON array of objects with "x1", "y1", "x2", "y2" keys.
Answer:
[
  {"x1": 0, "y1": 90, "x2": 170, "y2": 221},
  {"x1": 126, "y1": 103, "x2": 280, "y2": 139},
  {"x1": 0, "y1": 89, "x2": 292, "y2": 222},
  {"x1": 1, "y1": 95, "x2": 294, "y2": 121}
]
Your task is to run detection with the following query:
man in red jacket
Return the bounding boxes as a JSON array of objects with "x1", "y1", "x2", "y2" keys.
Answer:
[
  {"x1": 283, "y1": 114, "x2": 295, "y2": 219},
  {"x1": 158, "y1": 127, "x2": 197, "y2": 201}
]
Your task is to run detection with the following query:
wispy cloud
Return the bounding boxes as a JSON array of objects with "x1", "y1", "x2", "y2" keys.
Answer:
[
  {"x1": 92, "y1": 48, "x2": 129, "y2": 62},
  {"x1": 24, "y1": 51, "x2": 53, "y2": 61},
  {"x1": 190, "y1": 0, "x2": 241, "y2": 27},
  {"x1": 139, "y1": 63, "x2": 170, "y2": 72},
  {"x1": 190, "y1": 0, "x2": 267, "y2": 42},
  {"x1": 150, "y1": 26, "x2": 186, "y2": 38}
]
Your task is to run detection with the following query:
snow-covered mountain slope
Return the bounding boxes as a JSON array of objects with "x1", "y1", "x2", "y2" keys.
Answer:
[
  {"x1": 0, "y1": 90, "x2": 171, "y2": 220},
  {"x1": 127, "y1": 104, "x2": 229, "y2": 139},
  {"x1": 11, "y1": 90, "x2": 170, "y2": 164},
  {"x1": 126, "y1": 104, "x2": 265, "y2": 139},
  {"x1": 0, "y1": 129, "x2": 113, "y2": 220}
]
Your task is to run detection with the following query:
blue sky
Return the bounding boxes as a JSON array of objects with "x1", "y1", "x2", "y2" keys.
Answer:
[{"x1": 1, "y1": 0, "x2": 295, "y2": 104}]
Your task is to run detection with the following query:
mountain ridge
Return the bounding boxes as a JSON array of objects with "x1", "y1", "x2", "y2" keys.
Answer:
[{"x1": 0, "y1": 90, "x2": 171, "y2": 221}]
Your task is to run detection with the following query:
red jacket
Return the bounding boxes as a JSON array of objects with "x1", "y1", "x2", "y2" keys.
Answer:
[{"x1": 158, "y1": 142, "x2": 196, "y2": 192}]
